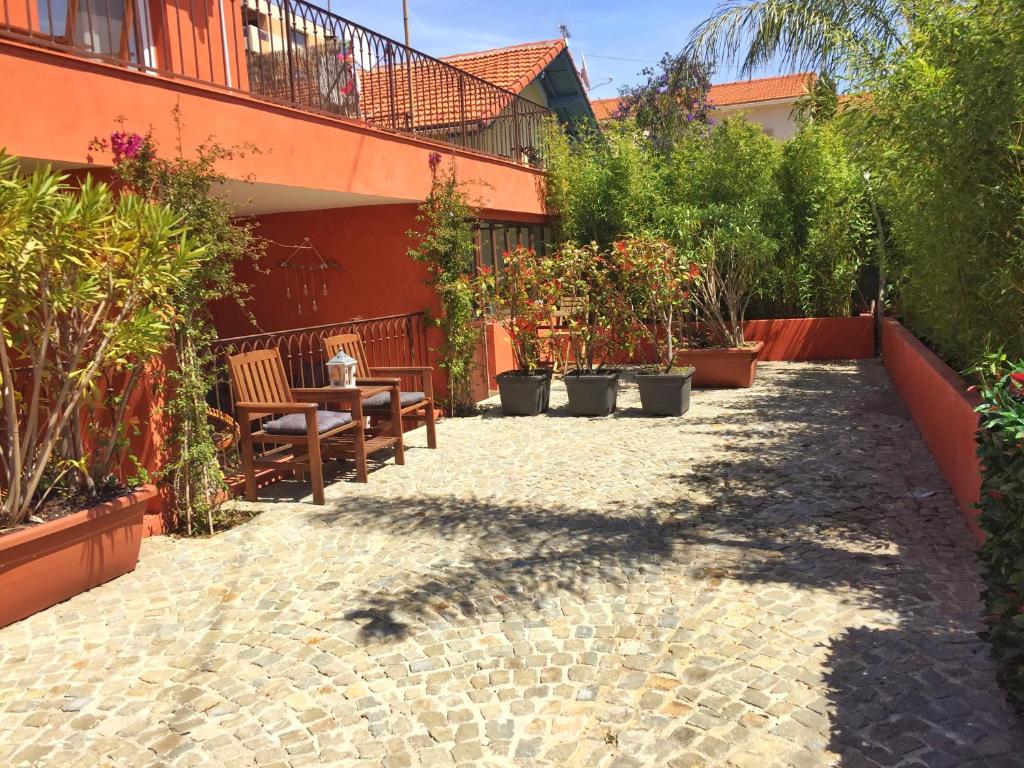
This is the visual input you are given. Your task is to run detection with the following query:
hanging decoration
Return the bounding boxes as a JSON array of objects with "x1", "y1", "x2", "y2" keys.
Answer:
[{"x1": 278, "y1": 238, "x2": 339, "y2": 316}]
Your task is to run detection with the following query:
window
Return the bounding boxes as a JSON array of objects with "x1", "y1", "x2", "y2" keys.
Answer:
[
  {"x1": 475, "y1": 221, "x2": 552, "y2": 286},
  {"x1": 289, "y1": 28, "x2": 307, "y2": 47}
]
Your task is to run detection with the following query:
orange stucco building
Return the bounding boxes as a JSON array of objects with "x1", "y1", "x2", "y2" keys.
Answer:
[{"x1": 1, "y1": 1, "x2": 596, "y2": 405}]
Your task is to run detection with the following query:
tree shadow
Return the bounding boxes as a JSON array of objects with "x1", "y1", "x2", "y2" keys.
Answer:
[{"x1": 296, "y1": 360, "x2": 1023, "y2": 761}]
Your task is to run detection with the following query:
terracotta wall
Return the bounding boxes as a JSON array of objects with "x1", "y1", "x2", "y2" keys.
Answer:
[
  {"x1": 213, "y1": 205, "x2": 433, "y2": 335},
  {"x1": 881, "y1": 320, "x2": 983, "y2": 542},
  {"x1": 484, "y1": 316, "x2": 875, "y2": 388},
  {"x1": 744, "y1": 317, "x2": 874, "y2": 361},
  {"x1": 0, "y1": 41, "x2": 547, "y2": 214}
]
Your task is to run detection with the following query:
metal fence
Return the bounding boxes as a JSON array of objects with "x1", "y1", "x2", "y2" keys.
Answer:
[
  {"x1": 209, "y1": 311, "x2": 429, "y2": 468},
  {"x1": 1, "y1": 0, "x2": 551, "y2": 164}
]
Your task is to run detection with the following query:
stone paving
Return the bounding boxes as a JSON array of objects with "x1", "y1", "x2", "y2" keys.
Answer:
[{"x1": 1, "y1": 361, "x2": 1022, "y2": 768}]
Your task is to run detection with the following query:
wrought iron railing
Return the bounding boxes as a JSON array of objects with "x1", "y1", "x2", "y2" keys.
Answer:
[
  {"x1": 209, "y1": 311, "x2": 429, "y2": 468},
  {"x1": 0, "y1": 0, "x2": 552, "y2": 164}
]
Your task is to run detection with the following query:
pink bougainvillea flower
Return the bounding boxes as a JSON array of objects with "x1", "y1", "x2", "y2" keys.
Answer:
[
  {"x1": 689, "y1": 263, "x2": 701, "y2": 279},
  {"x1": 110, "y1": 131, "x2": 144, "y2": 162}
]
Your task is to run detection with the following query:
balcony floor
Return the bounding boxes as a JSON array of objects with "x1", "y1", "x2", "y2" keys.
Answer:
[{"x1": 0, "y1": 361, "x2": 1020, "y2": 767}]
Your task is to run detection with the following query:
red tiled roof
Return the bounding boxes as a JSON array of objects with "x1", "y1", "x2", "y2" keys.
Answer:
[
  {"x1": 590, "y1": 73, "x2": 816, "y2": 121},
  {"x1": 590, "y1": 97, "x2": 620, "y2": 121},
  {"x1": 441, "y1": 40, "x2": 566, "y2": 95},
  {"x1": 358, "y1": 40, "x2": 563, "y2": 130},
  {"x1": 709, "y1": 73, "x2": 815, "y2": 107}
]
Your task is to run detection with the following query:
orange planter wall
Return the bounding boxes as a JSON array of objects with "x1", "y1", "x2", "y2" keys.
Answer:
[
  {"x1": 881, "y1": 320, "x2": 983, "y2": 542},
  {"x1": 743, "y1": 317, "x2": 874, "y2": 361}
]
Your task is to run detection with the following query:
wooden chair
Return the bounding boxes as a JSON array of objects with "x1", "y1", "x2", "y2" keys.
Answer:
[
  {"x1": 322, "y1": 333, "x2": 437, "y2": 449},
  {"x1": 228, "y1": 348, "x2": 390, "y2": 505}
]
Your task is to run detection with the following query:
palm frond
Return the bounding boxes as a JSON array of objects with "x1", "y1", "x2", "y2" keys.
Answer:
[{"x1": 686, "y1": 0, "x2": 906, "y2": 78}]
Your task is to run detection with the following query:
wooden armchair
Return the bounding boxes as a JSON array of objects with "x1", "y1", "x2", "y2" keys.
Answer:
[
  {"x1": 228, "y1": 348, "x2": 400, "y2": 505},
  {"x1": 322, "y1": 333, "x2": 437, "y2": 449}
]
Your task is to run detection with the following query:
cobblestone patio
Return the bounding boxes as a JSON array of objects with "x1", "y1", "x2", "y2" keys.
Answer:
[{"x1": 1, "y1": 361, "x2": 1021, "y2": 767}]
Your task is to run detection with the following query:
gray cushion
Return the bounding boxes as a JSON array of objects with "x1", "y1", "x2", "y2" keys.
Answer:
[
  {"x1": 263, "y1": 410, "x2": 352, "y2": 435},
  {"x1": 361, "y1": 391, "x2": 426, "y2": 409}
]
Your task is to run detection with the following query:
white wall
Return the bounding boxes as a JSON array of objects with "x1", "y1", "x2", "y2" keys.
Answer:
[{"x1": 715, "y1": 100, "x2": 798, "y2": 140}]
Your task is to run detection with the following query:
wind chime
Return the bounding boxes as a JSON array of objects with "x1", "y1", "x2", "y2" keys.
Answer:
[{"x1": 280, "y1": 238, "x2": 340, "y2": 317}]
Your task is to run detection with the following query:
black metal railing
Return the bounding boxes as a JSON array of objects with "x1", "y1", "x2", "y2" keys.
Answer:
[
  {"x1": 0, "y1": 0, "x2": 552, "y2": 164},
  {"x1": 209, "y1": 311, "x2": 430, "y2": 469}
]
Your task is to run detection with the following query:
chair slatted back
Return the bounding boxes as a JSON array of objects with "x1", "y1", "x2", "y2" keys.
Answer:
[
  {"x1": 322, "y1": 333, "x2": 372, "y2": 379},
  {"x1": 228, "y1": 348, "x2": 294, "y2": 420}
]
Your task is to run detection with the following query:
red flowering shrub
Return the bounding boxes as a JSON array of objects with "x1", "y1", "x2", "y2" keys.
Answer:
[
  {"x1": 475, "y1": 246, "x2": 556, "y2": 372},
  {"x1": 618, "y1": 236, "x2": 695, "y2": 371},
  {"x1": 548, "y1": 242, "x2": 633, "y2": 372}
]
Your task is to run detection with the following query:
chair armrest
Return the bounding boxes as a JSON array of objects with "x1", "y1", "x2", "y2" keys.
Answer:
[
  {"x1": 368, "y1": 367, "x2": 434, "y2": 397},
  {"x1": 355, "y1": 377, "x2": 401, "y2": 386},
  {"x1": 235, "y1": 401, "x2": 316, "y2": 414},
  {"x1": 369, "y1": 366, "x2": 433, "y2": 375}
]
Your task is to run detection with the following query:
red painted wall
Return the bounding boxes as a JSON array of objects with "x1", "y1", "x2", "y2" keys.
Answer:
[
  {"x1": 0, "y1": 41, "x2": 547, "y2": 214},
  {"x1": 882, "y1": 320, "x2": 983, "y2": 542},
  {"x1": 744, "y1": 317, "x2": 874, "y2": 361},
  {"x1": 213, "y1": 204, "x2": 434, "y2": 336}
]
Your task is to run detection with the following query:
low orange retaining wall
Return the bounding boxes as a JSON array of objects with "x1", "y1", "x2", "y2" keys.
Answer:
[
  {"x1": 881, "y1": 320, "x2": 983, "y2": 542},
  {"x1": 743, "y1": 316, "x2": 874, "y2": 361},
  {"x1": 484, "y1": 316, "x2": 874, "y2": 387}
]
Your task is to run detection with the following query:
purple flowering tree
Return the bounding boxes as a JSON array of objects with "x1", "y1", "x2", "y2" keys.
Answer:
[{"x1": 613, "y1": 51, "x2": 714, "y2": 151}]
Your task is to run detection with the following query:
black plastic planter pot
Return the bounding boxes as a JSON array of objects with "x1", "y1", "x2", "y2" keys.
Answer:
[
  {"x1": 636, "y1": 369, "x2": 695, "y2": 416},
  {"x1": 564, "y1": 371, "x2": 619, "y2": 416},
  {"x1": 496, "y1": 370, "x2": 552, "y2": 416}
]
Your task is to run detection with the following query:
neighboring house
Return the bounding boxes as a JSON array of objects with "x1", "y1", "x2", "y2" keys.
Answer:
[
  {"x1": 0, "y1": 0, "x2": 590, "y2": 401},
  {"x1": 441, "y1": 40, "x2": 595, "y2": 129},
  {"x1": 592, "y1": 72, "x2": 815, "y2": 140}
]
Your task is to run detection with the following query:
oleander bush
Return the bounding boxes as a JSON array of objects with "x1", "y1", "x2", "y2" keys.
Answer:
[{"x1": 0, "y1": 152, "x2": 203, "y2": 529}]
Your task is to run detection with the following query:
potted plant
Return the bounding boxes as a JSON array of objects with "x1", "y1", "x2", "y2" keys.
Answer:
[
  {"x1": 618, "y1": 236, "x2": 696, "y2": 415},
  {"x1": 0, "y1": 154, "x2": 202, "y2": 628},
  {"x1": 552, "y1": 242, "x2": 629, "y2": 416},
  {"x1": 476, "y1": 245, "x2": 557, "y2": 415},
  {"x1": 679, "y1": 222, "x2": 768, "y2": 387}
]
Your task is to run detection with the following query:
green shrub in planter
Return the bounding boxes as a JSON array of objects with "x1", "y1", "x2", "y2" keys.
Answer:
[{"x1": 973, "y1": 355, "x2": 1024, "y2": 712}]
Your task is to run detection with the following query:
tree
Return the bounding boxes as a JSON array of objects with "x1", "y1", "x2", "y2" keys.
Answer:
[
  {"x1": 614, "y1": 52, "x2": 713, "y2": 152},
  {"x1": 543, "y1": 120, "x2": 666, "y2": 248}
]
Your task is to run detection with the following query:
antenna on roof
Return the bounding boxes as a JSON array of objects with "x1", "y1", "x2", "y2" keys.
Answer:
[{"x1": 559, "y1": 24, "x2": 571, "y2": 42}]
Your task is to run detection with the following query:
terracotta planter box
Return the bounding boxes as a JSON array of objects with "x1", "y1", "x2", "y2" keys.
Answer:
[
  {"x1": 676, "y1": 342, "x2": 765, "y2": 388},
  {"x1": 0, "y1": 485, "x2": 155, "y2": 629}
]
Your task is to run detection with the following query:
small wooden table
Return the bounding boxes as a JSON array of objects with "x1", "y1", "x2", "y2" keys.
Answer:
[{"x1": 292, "y1": 383, "x2": 406, "y2": 476}]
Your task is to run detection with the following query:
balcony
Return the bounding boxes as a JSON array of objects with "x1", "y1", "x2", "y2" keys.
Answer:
[{"x1": 0, "y1": 0, "x2": 552, "y2": 165}]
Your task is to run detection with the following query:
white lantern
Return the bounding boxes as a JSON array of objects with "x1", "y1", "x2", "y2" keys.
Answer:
[{"x1": 326, "y1": 350, "x2": 358, "y2": 387}]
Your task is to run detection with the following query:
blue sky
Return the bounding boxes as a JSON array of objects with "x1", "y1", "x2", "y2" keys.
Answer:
[{"x1": 331, "y1": 1, "x2": 765, "y2": 92}]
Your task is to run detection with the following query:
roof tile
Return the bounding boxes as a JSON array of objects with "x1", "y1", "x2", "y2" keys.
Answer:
[{"x1": 590, "y1": 72, "x2": 815, "y2": 120}]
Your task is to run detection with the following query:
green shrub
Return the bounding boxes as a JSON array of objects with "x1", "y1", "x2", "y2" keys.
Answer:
[
  {"x1": 848, "y1": 0, "x2": 1024, "y2": 367},
  {"x1": 0, "y1": 153, "x2": 203, "y2": 528},
  {"x1": 407, "y1": 153, "x2": 480, "y2": 414},
  {"x1": 543, "y1": 120, "x2": 667, "y2": 247},
  {"x1": 973, "y1": 354, "x2": 1024, "y2": 712},
  {"x1": 778, "y1": 122, "x2": 872, "y2": 316}
]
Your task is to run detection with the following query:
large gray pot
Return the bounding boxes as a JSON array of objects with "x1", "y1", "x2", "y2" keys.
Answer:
[
  {"x1": 564, "y1": 371, "x2": 619, "y2": 416},
  {"x1": 496, "y1": 370, "x2": 552, "y2": 416},
  {"x1": 636, "y1": 368, "x2": 694, "y2": 416}
]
